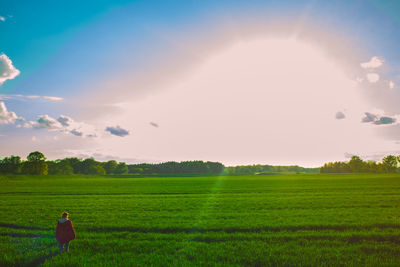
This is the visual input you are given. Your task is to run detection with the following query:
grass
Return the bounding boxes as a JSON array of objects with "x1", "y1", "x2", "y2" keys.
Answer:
[{"x1": 0, "y1": 173, "x2": 400, "y2": 266}]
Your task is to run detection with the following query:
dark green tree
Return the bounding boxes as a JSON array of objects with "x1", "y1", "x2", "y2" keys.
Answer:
[
  {"x1": 348, "y1": 156, "x2": 364, "y2": 173},
  {"x1": 47, "y1": 159, "x2": 73, "y2": 175},
  {"x1": 27, "y1": 151, "x2": 46, "y2": 162},
  {"x1": 114, "y1": 162, "x2": 128, "y2": 174},
  {"x1": 92, "y1": 165, "x2": 106, "y2": 175},
  {"x1": 77, "y1": 158, "x2": 106, "y2": 175},
  {"x1": 79, "y1": 158, "x2": 98, "y2": 174},
  {"x1": 0, "y1": 155, "x2": 22, "y2": 174},
  {"x1": 103, "y1": 160, "x2": 118, "y2": 174},
  {"x1": 22, "y1": 151, "x2": 48, "y2": 175},
  {"x1": 63, "y1": 158, "x2": 82, "y2": 174},
  {"x1": 382, "y1": 155, "x2": 397, "y2": 173},
  {"x1": 365, "y1": 161, "x2": 379, "y2": 173},
  {"x1": 206, "y1": 161, "x2": 224, "y2": 175}
]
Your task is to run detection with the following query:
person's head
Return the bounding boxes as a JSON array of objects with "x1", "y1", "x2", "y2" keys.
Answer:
[{"x1": 62, "y1": 212, "x2": 69, "y2": 219}]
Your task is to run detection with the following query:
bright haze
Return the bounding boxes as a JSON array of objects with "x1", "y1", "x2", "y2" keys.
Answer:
[{"x1": 1, "y1": 0, "x2": 400, "y2": 167}]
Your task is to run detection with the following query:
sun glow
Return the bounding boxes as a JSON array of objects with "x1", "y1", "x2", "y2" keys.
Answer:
[{"x1": 104, "y1": 37, "x2": 391, "y2": 166}]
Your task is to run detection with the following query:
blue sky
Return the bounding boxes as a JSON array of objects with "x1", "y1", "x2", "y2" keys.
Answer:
[{"x1": 1, "y1": 0, "x2": 400, "y2": 166}]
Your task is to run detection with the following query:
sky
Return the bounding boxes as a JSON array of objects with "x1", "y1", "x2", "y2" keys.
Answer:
[{"x1": 1, "y1": 0, "x2": 400, "y2": 167}]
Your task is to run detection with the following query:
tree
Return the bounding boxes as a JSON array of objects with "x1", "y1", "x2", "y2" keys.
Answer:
[
  {"x1": 27, "y1": 151, "x2": 46, "y2": 162},
  {"x1": 130, "y1": 167, "x2": 143, "y2": 174},
  {"x1": 75, "y1": 158, "x2": 106, "y2": 175},
  {"x1": 21, "y1": 161, "x2": 48, "y2": 175},
  {"x1": 22, "y1": 151, "x2": 48, "y2": 175},
  {"x1": 365, "y1": 161, "x2": 379, "y2": 173},
  {"x1": 348, "y1": 156, "x2": 364, "y2": 173},
  {"x1": 206, "y1": 161, "x2": 224, "y2": 175},
  {"x1": 79, "y1": 158, "x2": 98, "y2": 174},
  {"x1": 382, "y1": 155, "x2": 397, "y2": 173},
  {"x1": 114, "y1": 162, "x2": 128, "y2": 175},
  {"x1": 91, "y1": 165, "x2": 106, "y2": 175},
  {"x1": 47, "y1": 159, "x2": 73, "y2": 175},
  {"x1": 63, "y1": 158, "x2": 82, "y2": 174},
  {"x1": 0, "y1": 156, "x2": 22, "y2": 174},
  {"x1": 320, "y1": 161, "x2": 351, "y2": 173},
  {"x1": 103, "y1": 160, "x2": 118, "y2": 174}
]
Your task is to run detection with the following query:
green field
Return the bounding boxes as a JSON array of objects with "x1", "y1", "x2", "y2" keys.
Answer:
[{"x1": 1, "y1": 174, "x2": 400, "y2": 266}]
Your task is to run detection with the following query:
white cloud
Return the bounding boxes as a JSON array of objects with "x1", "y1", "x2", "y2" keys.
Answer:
[
  {"x1": 57, "y1": 115, "x2": 97, "y2": 137},
  {"x1": 0, "y1": 16, "x2": 5, "y2": 22},
  {"x1": 0, "y1": 54, "x2": 20, "y2": 85},
  {"x1": 360, "y1": 56, "x2": 384, "y2": 69},
  {"x1": 366, "y1": 73, "x2": 380, "y2": 83},
  {"x1": 32, "y1": 115, "x2": 64, "y2": 130},
  {"x1": 389, "y1": 81, "x2": 395, "y2": 89},
  {"x1": 0, "y1": 101, "x2": 24, "y2": 124},
  {"x1": 29, "y1": 114, "x2": 97, "y2": 137},
  {"x1": 105, "y1": 126, "x2": 130, "y2": 137},
  {"x1": 32, "y1": 136, "x2": 37, "y2": 142},
  {"x1": 43, "y1": 96, "x2": 64, "y2": 101},
  {"x1": 65, "y1": 117, "x2": 97, "y2": 137},
  {"x1": 23, "y1": 122, "x2": 32, "y2": 128},
  {"x1": 0, "y1": 94, "x2": 25, "y2": 101},
  {"x1": 0, "y1": 94, "x2": 64, "y2": 102}
]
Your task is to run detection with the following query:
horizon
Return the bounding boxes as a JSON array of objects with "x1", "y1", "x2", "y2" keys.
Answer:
[
  {"x1": 1, "y1": 150, "x2": 397, "y2": 169},
  {"x1": 2, "y1": 1, "x2": 400, "y2": 167}
]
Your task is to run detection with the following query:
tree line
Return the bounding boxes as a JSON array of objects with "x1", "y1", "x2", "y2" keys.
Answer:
[
  {"x1": 320, "y1": 155, "x2": 399, "y2": 173},
  {"x1": 223, "y1": 164, "x2": 319, "y2": 176},
  {"x1": 128, "y1": 161, "x2": 224, "y2": 175},
  {"x1": 0, "y1": 152, "x2": 320, "y2": 176},
  {"x1": 2, "y1": 151, "x2": 399, "y2": 176},
  {"x1": 0, "y1": 151, "x2": 224, "y2": 175}
]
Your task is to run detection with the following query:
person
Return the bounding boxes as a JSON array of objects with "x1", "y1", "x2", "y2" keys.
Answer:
[{"x1": 55, "y1": 212, "x2": 76, "y2": 253}]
